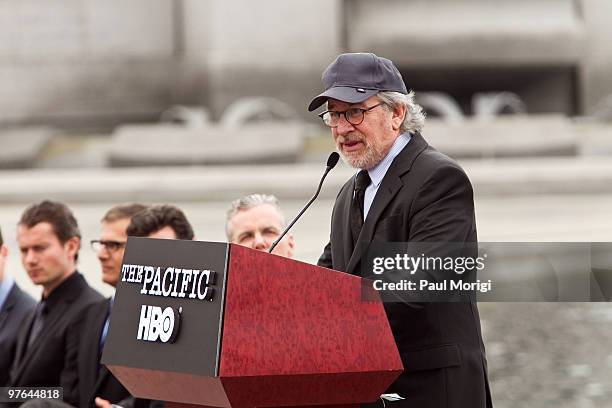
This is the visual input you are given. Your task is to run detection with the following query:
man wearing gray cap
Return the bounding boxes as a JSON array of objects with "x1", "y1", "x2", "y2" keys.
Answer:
[{"x1": 311, "y1": 53, "x2": 492, "y2": 407}]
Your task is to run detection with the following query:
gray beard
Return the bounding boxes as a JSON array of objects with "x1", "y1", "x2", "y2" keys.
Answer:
[{"x1": 338, "y1": 143, "x2": 387, "y2": 170}]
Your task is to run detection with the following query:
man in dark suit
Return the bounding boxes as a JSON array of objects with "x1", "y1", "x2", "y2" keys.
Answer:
[
  {"x1": 78, "y1": 203, "x2": 147, "y2": 408},
  {"x1": 91, "y1": 204, "x2": 193, "y2": 408},
  {"x1": 9, "y1": 200, "x2": 103, "y2": 406},
  {"x1": 309, "y1": 53, "x2": 493, "y2": 408},
  {"x1": 0, "y1": 226, "x2": 36, "y2": 386}
]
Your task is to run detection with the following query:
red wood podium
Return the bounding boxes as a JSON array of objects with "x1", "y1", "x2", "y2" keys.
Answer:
[{"x1": 102, "y1": 239, "x2": 402, "y2": 408}]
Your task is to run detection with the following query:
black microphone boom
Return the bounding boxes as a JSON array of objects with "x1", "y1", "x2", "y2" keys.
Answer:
[{"x1": 268, "y1": 152, "x2": 340, "y2": 254}]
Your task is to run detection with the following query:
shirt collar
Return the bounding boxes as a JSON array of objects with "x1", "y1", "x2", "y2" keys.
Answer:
[
  {"x1": 42, "y1": 271, "x2": 81, "y2": 311},
  {"x1": 0, "y1": 274, "x2": 15, "y2": 311},
  {"x1": 367, "y1": 132, "x2": 411, "y2": 186}
]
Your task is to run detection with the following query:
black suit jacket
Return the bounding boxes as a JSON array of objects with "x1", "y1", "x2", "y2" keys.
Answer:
[
  {"x1": 319, "y1": 133, "x2": 492, "y2": 408},
  {"x1": 9, "y1": 272, "x2": 103, "y2": 406},
  {"x1": 78, "y1": 298, "x2": 130, "y2": 408},
  {"x1": 0, "y1": 282, "x2": 36, "y2": 386},
  {"x1": 77, "y1": 298, "x2": 160, "y2": 408}
]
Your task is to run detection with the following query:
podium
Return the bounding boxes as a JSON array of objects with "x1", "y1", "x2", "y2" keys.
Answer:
[{"x1": 102, "y1": 238, "x2": 402, "y2": 408}]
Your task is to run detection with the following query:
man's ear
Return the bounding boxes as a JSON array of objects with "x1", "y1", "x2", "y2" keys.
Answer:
[
  {"x1": 391, "y1": 103, "x2": 407, "y2": 131},
  {"x1": 0, "y1": 245, "x2": 7, "y2": 258},
  {"x1": 286, "y1": 234, "x2": 295, "y2": 258},
  {"x1": 64, "y1": 236, "x2": 80, "y2": 261}
]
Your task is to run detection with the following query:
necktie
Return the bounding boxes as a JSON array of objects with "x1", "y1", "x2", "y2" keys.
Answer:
[
  {"x1": 27, "y1": 300, "x2": 47, "y2": 350},
  {"x1": 350, "y1": 170, "x2": 371, "y2": 245},
  {"x1": 98, "y1": 299, "x2": 112, "y2": 373}
]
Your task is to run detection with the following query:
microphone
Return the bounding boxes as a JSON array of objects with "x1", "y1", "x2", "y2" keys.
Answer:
[{"x1": 268, "y1": 152, "x2": 340, "y2": 254}]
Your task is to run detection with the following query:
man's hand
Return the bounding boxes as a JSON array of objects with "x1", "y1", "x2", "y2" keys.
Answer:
[{"x1": 95, "y1": 397, "x2": 113, "y2": 408}]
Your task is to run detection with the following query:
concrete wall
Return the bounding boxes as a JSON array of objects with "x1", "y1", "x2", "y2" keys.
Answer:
[
  {"x1": 347, "y1": 0, "x2": 584, "y2": 66},
  {"x1": 579, "y1": 0, "x2": 612, "y2": 114},
  {"x1": 180, "y1": 0, "x2": 342, "y2": 118},
  {"x1": 0, "y1": 0, "x2": 177, "y2": 127},
  {"x1": 1, "y1": 0, "x2": 611, "y2": 127},
  {"x1": 346, "y1": 0, "x2": 585, "y2": 115}
]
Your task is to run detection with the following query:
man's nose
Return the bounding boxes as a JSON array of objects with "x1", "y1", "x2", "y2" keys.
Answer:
[
  {"x1": 335, "y1": 114, "x2": 355, "y2": 135},
  {"x1": 97, "y1": 246, "x2": 109, "y2": 260},
  {"x1": 24, "y1": 250, "x2": 37, "y2": 265},
  {"x1": 253, "y1": 233, "x2": 268, "y2": 251}
]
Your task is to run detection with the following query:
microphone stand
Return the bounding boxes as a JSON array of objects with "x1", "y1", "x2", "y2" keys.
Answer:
[{"x1": 268, "y1": 152, "x2": 339, "y2": 254}]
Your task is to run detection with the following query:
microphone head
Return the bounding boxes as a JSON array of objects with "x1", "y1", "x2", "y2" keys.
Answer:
[{"x1": 326, "y1": 152, "x2": 340, "y2": 169}]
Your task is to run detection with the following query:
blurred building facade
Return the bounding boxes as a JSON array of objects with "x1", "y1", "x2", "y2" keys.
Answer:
[{"x1": 1, "y1": 0, "x2": 611, "y2": 129}]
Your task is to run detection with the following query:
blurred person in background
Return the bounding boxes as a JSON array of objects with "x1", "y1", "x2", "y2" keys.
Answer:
[
  {"x1": 226, "y1": 193, "x2": 294, "y2": 258},
  {"x1": 78, "y1": 203, "x2": 148, "y2": 408},
  {"x1": 0, "y1": 225, "x2": 36, "y2": 386},
  {"x1": 9, "y1": 200, "x2": 102, "y2": 406},
  {"x1": 126, "y1": 204, "x2": 194, "y2": 240},
  {"x1": 93, "y1": 203, "x2": 194, "y2": 408}
]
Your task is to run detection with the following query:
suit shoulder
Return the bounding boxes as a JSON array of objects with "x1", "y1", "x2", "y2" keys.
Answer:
[
  {"x1": 415, "y1": 145, "x2": 467, "y2": 175},
  {"x1": 78, "y1": 298, "x2": 110, "y2": 335},
  {"x1": 83, "y1": 297, "x2": 110, "y2": 317},
  {"x1": 7, "y1": 284, "x2": 36, "y2": 311},
  {"x1": 408, "y1": 145, "x2": 472, "y2": 188},
  {"x1": 11, "y1": 285, "x2": 36, "y2": 315},
  {"x1": 82, "y1": 285, "x2": 104, "y2": 303},
  {"x1": 72, "y1": 279, "x2": 104, "y2": 310},
  {"x1": 0, "y1": 285, "x2": 35, "y2": 337}
]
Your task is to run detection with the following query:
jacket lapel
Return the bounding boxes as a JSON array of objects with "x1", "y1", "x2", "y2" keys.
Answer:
[
  {"x1": 0, "y1": 307, "x2": 7, "y2": 331},
  {"x1": 13, "y1": 306, "x2": 36, "y2": 368},
  {"x1": 340, "y1": 180, "x2": 355, "y2": 267},
  {"x1": 347, "y1": 176, "x2": 403, "y2": 275},
  {"x1": 12, "y1": 299, "x2": 70, "y2": 383},
  {"x1": 11, "y1": 276, "x2": 83, "y2": 384},
  {"x1": 345, "y1": 132, "x2": 429, "y2": 275}
]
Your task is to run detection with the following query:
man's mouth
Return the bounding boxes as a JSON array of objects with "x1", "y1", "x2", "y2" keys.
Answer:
[{"x1": 342, "y1": 140, "x2": 364, "y2": 152}]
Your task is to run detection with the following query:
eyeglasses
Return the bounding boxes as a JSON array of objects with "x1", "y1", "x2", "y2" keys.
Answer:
[
  {"x1": 318, "y1": 103, "x2": 383, "y2": 127},
  {"x1": 90, "y1": 240, "x2": 127, "y2": 253}
]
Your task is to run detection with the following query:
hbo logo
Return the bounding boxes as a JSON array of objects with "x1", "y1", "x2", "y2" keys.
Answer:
[{"x1": 137, "y1": 305, "x2": 181, "y2": 343}]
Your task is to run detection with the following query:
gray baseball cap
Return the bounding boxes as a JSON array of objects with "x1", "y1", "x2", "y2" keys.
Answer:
[{"x1": 308, "y1": 53, "x2": 408, "y2": 112}]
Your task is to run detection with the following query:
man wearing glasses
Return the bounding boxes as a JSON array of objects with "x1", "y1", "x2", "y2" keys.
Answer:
[
  {"x1": 79, "y1": 203, "x2": 148, "y2": 408},
  {"x1": 85, "y1": 203, "x2": 194, "y2": 408},
  {"x1": 92, "y1": 204, "x2": 149, "y2": 289},
  {"x1": 310, "y1": 53, "x2": 492, "y2": 408}
]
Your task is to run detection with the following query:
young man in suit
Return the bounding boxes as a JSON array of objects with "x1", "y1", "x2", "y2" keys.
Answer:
[
  {"x1": 0, "y1": 226, "x2": 36, "y2": 386},
  {"x1": 78, "y1": 203, "x2": 148, "y2": 408},
  {"x1": 225, "y1": 193, "x2": 294, "y2": 258},
  {"x1": 9, "y1": 200, "x2": 103, "y2": 405},
  {"x1": 309, "y1": 53, "x2": 492, "y2": 408}
]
